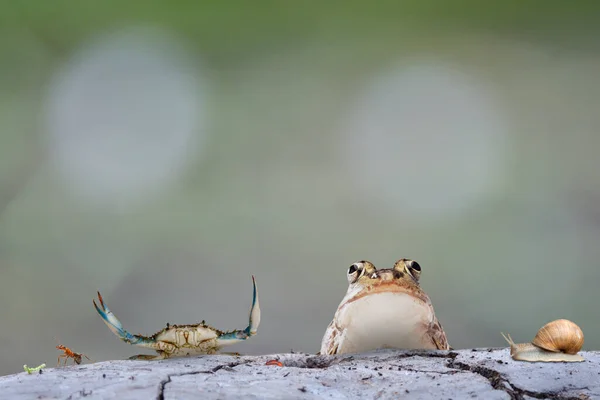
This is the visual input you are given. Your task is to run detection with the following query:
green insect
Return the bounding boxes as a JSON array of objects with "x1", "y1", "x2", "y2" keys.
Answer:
[{"x1": 23, "y1": 363, "x2": 46, "y2": 374}]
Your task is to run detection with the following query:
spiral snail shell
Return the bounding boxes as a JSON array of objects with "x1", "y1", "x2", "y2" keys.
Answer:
[
  {"x1": 501, "y1": 319, "x2": 585, "y2": 362},
  {"x1": 531, "y1": 319, "x2": 584, "y2": 355}
]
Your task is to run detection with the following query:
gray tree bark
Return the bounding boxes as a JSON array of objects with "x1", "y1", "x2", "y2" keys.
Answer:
[{"x1": 1, "y1": 349, "x2": 597, "y2": 399}]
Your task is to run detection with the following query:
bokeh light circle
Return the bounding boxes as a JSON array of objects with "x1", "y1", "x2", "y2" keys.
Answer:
[
  {"x1": 340, "y1": 58, "x2": 510, "y2": 223},
  {"x1": 44, "y1": 26, "x2": 206, "y2": 209}
]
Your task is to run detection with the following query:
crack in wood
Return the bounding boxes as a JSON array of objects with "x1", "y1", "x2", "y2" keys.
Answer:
[
  {"x1": 446, "y1": 360, "x2": 586, "y2": 400},
  {"x1": 157, "y1": 360, "x2": 248, "y2": 399}
]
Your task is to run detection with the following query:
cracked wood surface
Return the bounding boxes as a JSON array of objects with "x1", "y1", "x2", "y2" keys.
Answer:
[{"x1": 1, "y1": 349, "x2": 598, "y2": 399}]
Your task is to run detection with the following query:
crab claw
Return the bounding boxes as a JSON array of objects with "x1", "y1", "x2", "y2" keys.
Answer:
[
  {"x1": 246, "y1": 275, "x2": 261, "y2": 336},
  {"x1": 93, "y1": 292, "x2": 143, "y2": 345},
  {"x1": 216, "y1": 275, "x2": 261, "y2": 347}
]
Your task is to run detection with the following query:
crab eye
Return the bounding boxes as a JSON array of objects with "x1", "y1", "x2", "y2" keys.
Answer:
[
  {"x1": 348, "y1": 264, "x2": 359, "y2": 275},
  {"x1": 410, "y1": 261, "x2": 421, "y2": 272}
]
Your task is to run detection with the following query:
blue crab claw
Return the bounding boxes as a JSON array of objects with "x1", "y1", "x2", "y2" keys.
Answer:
[
  {"x1": 215, "y1": 275, "x2": 261, "y2": 346},
  {"x1": 246, "y1": 275, "x2": 261, "y2": 336},
  {"x1": 93, "y1": 292, "x2": 154, "y2": 347}
]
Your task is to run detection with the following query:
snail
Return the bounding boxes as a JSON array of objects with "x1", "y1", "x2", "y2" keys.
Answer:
[{"x1": 501, "y1": 319, "x2": 584, "y2": 362}]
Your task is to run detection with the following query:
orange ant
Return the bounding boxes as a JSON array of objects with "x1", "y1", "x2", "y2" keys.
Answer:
[{"x1": 55, "y1": 338, "x2": 92, "y2": 366}]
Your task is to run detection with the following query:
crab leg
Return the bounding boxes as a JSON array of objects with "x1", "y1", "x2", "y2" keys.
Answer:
[
  {"x1": 216, "y1": 275, "x2": 261, "y2": 347},
  {"x1": 93, "y1": 292, "x2": 161, "y2": 350}
]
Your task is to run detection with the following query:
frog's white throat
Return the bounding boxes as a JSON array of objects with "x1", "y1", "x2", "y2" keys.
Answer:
[{"x1": 335, "y1": 291, "x2": 434, "y2": 353}]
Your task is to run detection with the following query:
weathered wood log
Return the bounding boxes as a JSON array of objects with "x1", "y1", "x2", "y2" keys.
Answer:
[{"x1": 1, "y1": 349, "x2": 598, "y2": 399}]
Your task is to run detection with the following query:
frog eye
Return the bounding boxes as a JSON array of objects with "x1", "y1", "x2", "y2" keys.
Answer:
[
  {"x1": 347, "y1": 263, "x2": 364, "y2": 283},
  {"x1": 407, "y1": 260, "x2": 422, "y2": 282}
]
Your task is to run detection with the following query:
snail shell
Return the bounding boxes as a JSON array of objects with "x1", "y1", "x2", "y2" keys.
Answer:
[
  {"x1": 531, "y1": 319, "x2": 584, "y2": 355},
  {"x1": 501, "y1": 319, "x2": 585, "y2": 363}
]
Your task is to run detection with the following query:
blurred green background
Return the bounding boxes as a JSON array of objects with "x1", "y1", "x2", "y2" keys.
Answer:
[{"x1": 1, "y1": 0, "x2": 600, "y2": 376}]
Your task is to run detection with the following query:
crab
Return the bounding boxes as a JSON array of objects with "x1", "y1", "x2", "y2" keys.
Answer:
[{"x1": 93, "y1": 276, "x2": 260, "y2": 360}]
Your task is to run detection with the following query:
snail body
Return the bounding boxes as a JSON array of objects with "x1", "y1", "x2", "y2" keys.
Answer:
[{"x1": 501, "y1": 319, "x2": 584, "y2": 363}]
